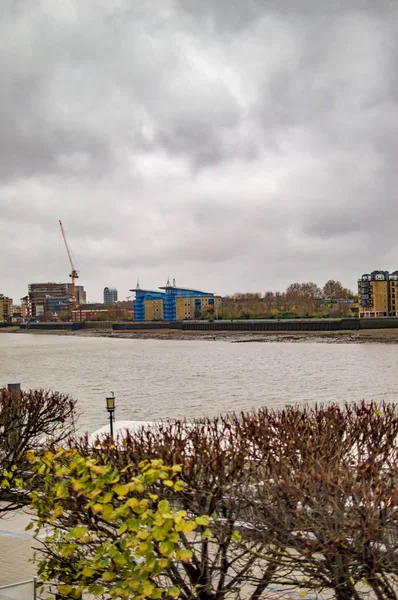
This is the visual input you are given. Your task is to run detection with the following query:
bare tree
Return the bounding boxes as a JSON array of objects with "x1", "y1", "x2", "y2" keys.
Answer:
[
  {"x1": 240, "y1": 403, "x2": 398, "y2": 600},
  {"x1": 323, "y1": 280, "x2": 355, "y2": 300},
  {"x1": 285, "y1": 282, "x2": 322, "y2": 314}
]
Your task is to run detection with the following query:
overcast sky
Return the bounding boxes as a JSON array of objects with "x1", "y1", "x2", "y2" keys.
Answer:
[{"x1": 1, "y1": 0, "x2": 398, "y2": 302}]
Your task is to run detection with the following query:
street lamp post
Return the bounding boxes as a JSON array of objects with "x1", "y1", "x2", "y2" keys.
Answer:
[{"x1": 106, "y1": 391, "x2": 115, "y2": 438}]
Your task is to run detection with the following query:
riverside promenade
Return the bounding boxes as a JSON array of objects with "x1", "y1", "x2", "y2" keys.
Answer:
[{"x1": 0, "y1": 509, "x2": 36, "y2": 586}]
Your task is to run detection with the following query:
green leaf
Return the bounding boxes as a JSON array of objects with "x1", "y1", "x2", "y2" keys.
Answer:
[
  {"x1": 159, "y1": 540, "x2": 175, "y2": 557},
  {"x1": 59, "y1": 544, "x2": 76, "y2": 557},
  {"x1": 90, "y1": 584, "x2": 105, "y2": 595},
  {"x1": 168, "y1": 586, "x2": 181, "y2": 597},
  {"x1": 201, "y1": 528, "x2": 212, "y2": 540},
  {"x1": 118, "y1": 522, "x2": 128, "y2": 535},
  {"x1": 55, "y1": 482, "x2": 69, "y2": 499}
]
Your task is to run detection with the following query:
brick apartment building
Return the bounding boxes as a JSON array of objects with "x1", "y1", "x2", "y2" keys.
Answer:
[
  {"x1": 22, "y1": 283, "x2": 86, "y2": 318},
  {"x1": 358, "y1": 270, "x2": 398, "y2": 317},
  {"x1": 0, "y1": 294, "x2": 12, "y2": 322}
]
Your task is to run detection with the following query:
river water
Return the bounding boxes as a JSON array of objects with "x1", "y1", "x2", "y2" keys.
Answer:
[{"x1": 0, "y1": 333, "x2": 396, "y2": 433}]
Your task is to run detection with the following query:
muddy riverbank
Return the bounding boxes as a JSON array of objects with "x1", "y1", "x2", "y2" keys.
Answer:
[{"x1": 3, "y1": 326, "x2": 398, "y2": 344}]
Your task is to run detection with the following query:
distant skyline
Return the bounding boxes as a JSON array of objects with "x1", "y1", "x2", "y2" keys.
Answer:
[{"x1": 2, "y1": 1, "x2": 398, "y2": 302}]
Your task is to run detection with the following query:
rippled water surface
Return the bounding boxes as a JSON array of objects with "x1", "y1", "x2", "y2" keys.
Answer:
[{"x1": 0, "y1": 333, "x2": 396, "y2": 433}]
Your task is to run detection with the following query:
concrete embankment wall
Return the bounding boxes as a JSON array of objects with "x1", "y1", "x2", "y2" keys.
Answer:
[
  {"x1": 81, "y1": 321, "x2": 113, "y2": 329},
  {"x1": 112, "y1": 322, "x2": 183, "y2": 331},
  {"x1": 112, "y1": 319, "x2": 359, "y2": 332},
  {"x1": 19, "y1": 317, "x2": 398, "y2": 333},
  {"x1": 20, "y1": 322, "x2": 85, "y2": 331},
  {"x1": 358, "y1": 318, "x2": 398, "y2": 329}
]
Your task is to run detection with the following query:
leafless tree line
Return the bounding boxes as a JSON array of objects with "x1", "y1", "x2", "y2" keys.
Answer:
[
  {"x1": 58, "y1": 402, "x2": 398, "y2": 600},
  {"x1": 220, "y1": 280, "x2": 356, "y2": 318}
]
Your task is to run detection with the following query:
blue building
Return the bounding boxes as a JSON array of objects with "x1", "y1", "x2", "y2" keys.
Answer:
[
  {"x1": 131, "y1": 284, "x2": 166, "y2": 321},
  {"x1": 159, "y1": 280, "x2": 216, "y2": 321},
  {"x1": 130, "y1": 279, "x2": 220, "y2": 322}
]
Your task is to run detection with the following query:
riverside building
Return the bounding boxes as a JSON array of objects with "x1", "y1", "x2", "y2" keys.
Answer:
[
  {"x1": 130, "y1": 279, "x2": 221, "y2": 322},
  {"x1": 0, "y1": 294, "x2": 12, "y2": 322},
  {"x1": 358, "y1": 270, "x2": 398, "y2": 317},
  {"x1": 103, "y1": 287, "x2": 118, "y2": 303},
  {"x1": 22, "y1": 283, "x2": 86, "y2": 318}
]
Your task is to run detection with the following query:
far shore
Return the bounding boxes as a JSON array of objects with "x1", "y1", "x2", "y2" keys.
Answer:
[{"x1": 2, "y1": 325, "x2": 398, "y2": 344}]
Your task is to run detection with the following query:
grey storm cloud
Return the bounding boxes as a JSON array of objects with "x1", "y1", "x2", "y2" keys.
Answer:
[{"x1": 1, "y1": 0, "x2": 398, "y2": 302}]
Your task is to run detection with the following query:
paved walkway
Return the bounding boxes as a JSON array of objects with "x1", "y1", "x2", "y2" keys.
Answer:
[
  {"x1": 0, "y1": 509, "x2": 36, "y2": 586},
  {"x1": 0, "y1": 535, "x2": 35, "y2": 586}
]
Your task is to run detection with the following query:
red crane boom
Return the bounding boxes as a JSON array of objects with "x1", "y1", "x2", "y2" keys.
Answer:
[{"x1": 59, "y1": 220, "x2": 79, "y2": 309}]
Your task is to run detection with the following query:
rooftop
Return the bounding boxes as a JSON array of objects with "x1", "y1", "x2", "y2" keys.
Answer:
[
  {"x1": 158, "y1": 285, "x2": 214, "y2": 294},
  {"x1": 129, "y1": 287, "x2": 165, "y2": 295}
]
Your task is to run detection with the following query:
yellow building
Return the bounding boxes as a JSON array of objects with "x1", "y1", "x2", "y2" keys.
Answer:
[
  {"x1": 0, "y1": 294, "x2": 13, "y2": 322},
  {"x1": 132, "y1": 281, "x2": 222, "y2": 322},
  {"x1": 358, "y1": 270, "x2": 398, "y2": 317},
  {"x1": 175, "y1": 296, "x2": 222, "y2": 320},
  {"x1": 176, "y1": 297, "x2": 194, "y2": 321},
  {"x1": 144, "y1": 299, "x2": 164, "y2": 321}
]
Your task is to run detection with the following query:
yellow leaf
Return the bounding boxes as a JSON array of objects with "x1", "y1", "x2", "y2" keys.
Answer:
[
  {"x1": 101, "y1": 492, "x2": 113, "y2": 503},
  {"x1": 201, "y1": 528, "x2": 212, "y2": 540},
  {"x1": 178, "y1": 521, "x2": 196, "y2": 535},
  {"x1": 142, "y1": 581, "x2": 155, "y2": 596},
  {"x1": 232, "y1": 530, "x2": 242, "y2": 542},
  {"x1": 113, "y1": 483, "x2": 130, "y2": 497},
  {"x1": 89, "y1": 464, "x2": 108, "y2": 475},
  {"x1": 159, "y1": 540, "x2": 175, "y2": 557},
  {"x1": 59, "y1": 544, "x2": 76, "y2": 557},
  {"x1": 195, "y1": 515, "x2": 210, "y2": 526},
  {"x1": 102, "y1": 504, "x2": 114, "y2": 521},
  {"x1": 125, "y1": 497, "x2": 139, "y2": 509},
  {"x1": 59, "y1": 585, "x2": 73, "y2": 596},
  {"x1": 176, "y1": 549, "x2": 192, "y2": 563},
  {"x1": 71, "y1": 526, "x2": 88, "y2": 540}
]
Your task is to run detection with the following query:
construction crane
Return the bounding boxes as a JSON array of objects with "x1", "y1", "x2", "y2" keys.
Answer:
[{"x1": 59, "y1": 220, "x2": 79, "y2": 309}]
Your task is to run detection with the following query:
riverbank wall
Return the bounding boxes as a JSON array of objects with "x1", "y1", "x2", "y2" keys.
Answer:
[{"x1": 18, "y1": 317, "x2": 398, "y2": 333}]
